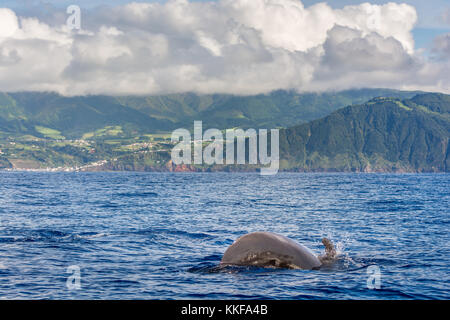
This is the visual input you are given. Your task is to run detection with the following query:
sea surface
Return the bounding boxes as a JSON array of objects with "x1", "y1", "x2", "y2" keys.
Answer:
[{"x1": 0, "y1": 172, "x2": 448, "y2": 300}]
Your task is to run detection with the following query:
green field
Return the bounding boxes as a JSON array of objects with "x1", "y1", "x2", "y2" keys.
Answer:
[{"x1": 35, "y1": 126, "x2": 65, "y2": 140}]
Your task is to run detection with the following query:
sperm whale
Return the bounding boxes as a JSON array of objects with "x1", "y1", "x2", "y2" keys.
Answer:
[{"x1": 220, "y1": 232, "x2": 336, "y2": 270}]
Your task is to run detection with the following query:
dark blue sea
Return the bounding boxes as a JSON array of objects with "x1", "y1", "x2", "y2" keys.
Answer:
[{"x1": 0, "y1": 172, "x2": 448, "y2": 300}]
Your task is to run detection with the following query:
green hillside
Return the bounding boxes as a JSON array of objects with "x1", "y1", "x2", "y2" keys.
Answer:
[
  {"x1": 0, "y1": 89, "x2": 420, "y2": 139},
  {"x1": 279, "y1": 94, "x2": 450, "y2": 172},
  {"x1": 119, "y1": 89, "x2": 420, "y2": 129},
  {"x1": 1, "y1": 91, "x2": 448, "y2": 172},
  {"x1": 4, "y1": 93, "x2": 174, "y2": 138}
]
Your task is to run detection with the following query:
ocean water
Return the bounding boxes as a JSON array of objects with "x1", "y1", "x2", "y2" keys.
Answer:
[{"x1": 0, "y1": 172, "x2": 448, "y2": 300}]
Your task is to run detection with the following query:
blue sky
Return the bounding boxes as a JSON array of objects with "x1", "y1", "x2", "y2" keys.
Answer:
[{"x1": 3, "y1": 0, "x2": 449, "y2": 50}]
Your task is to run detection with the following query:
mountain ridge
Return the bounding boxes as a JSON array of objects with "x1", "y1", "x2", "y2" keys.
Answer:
[
  {"x1": 0, "y1": 91, "x2": 448, "y2": 173},
  {"x1": 279, "y1": 94, "x2": 450, "y2": 172},
  {"x1": 0, "y1": 89, "x2": 422, "y2": 139}
]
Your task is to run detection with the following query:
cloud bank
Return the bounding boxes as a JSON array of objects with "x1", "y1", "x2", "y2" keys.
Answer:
[{"x1": 0, "y1": 0, "x2": 448, "y2": 96}]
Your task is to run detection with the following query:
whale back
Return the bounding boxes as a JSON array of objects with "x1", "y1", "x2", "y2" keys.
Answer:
[{"x1": 221, "y1": 232, "x2": 321, "y2": 270}]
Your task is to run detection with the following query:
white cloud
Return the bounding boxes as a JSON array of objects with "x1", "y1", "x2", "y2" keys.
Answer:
[
  {"x1": 0, "y1": 0, "x2": 448, "y2": 95},
  {"x1": 0, "y1": 8, "x2": 19, "y2": 38}
]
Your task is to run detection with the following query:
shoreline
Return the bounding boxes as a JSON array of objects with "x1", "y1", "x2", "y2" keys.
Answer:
[{"x1": 2, "y1": 167, "x2": 448, "y2": 174}]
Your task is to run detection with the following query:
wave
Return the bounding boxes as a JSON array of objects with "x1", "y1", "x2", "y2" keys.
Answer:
[
  {"x1": 188, "y1": 263, "x2": 281, "y2": 274},
  {"x1": 115, "y1": 191, "x2": 158, "y2": 197},
  {"x1": 131, "y1": 227, "x2": 215, "y2": 240},
  {"x1": 0, "y1": 229, "x2": 108, "y2": 243}
]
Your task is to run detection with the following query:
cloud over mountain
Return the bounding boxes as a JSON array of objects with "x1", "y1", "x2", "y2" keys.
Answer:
[{"x1": 0, "y1": 0, "x2": 448, "y2": 96}]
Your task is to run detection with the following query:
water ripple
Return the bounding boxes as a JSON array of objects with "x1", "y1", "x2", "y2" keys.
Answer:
[{"x1": 0, "y1": 172, "x2": 448, "y2": 299}]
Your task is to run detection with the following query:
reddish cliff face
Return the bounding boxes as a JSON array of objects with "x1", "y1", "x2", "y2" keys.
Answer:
[
  {"x1": 174, "y1": 164, "x2": 197, "y2": 172},
  {"x1": 165, "y1": 160, "x2": 174, "y2": 171},
  {"x1": 166, "y1": 160, "x2": 198, "y2": 172}
]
